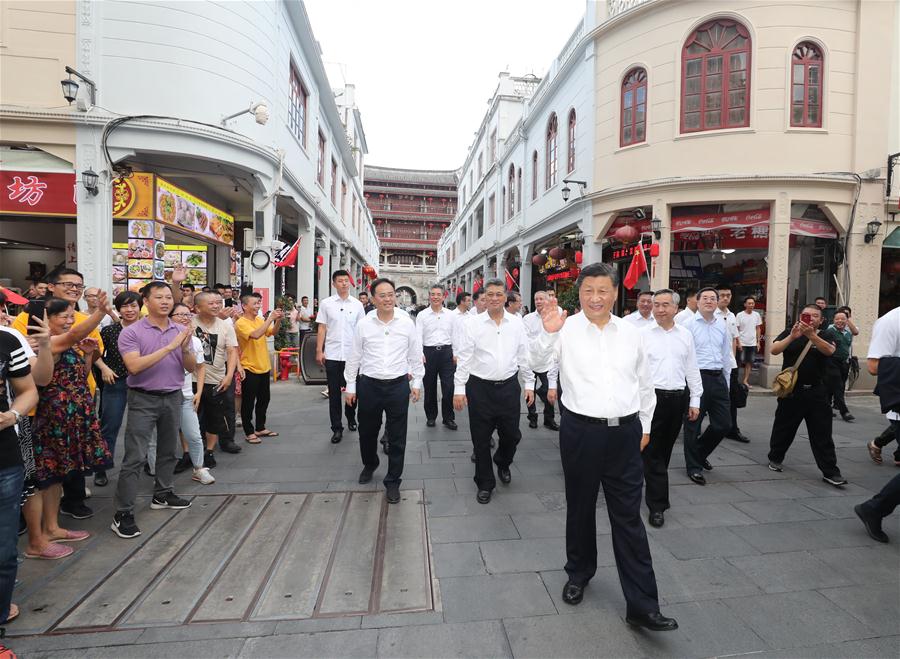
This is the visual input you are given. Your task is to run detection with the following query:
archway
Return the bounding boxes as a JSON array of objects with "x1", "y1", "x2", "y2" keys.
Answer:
[{"x1": 395, "y1": 285, "x2": 417, "y2": 309}]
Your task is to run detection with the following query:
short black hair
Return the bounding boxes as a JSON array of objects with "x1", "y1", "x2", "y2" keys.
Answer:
[
  {"x1": 637, "y1": 290, "x2": 654, "y2": 299},
  {"x1": 44, "y1": 297, "x2": 73, "y2": 317},
  {"x1": 358, "y1": 291, "x2": 369, "y2": 298},
  {"x1": 240, "y1": 292, "x2": 262, "y2": 304},
  {"x1": 575, "y1": 262, "x2": 618, "y2": 289},
  {"x1": 716, "y1": 284, "x2": 733, "y2": 293},
  {"x1": 142, "y1": 281, "x2": 172, "y2": 298},
  {"x1": 114, "y1": 291, "x2": 142, "y2": 311},
  {"x1": 331, "y1": 269, "x2": 350, "y2": 282},
  {"x1": 370, "y1": 277, "x2": 395, "y2": 295},
  {"x1": 456, "y1": 291, "x2": 470, "y2": 305},
  {"x1": 743, "y1": 296, "x2": 756, "y2": 304},
  {"x1": 170, "y1": 302, "x2": 191, "y2": 316},
  {"x1": 836, "y1": 305, "x2": 851, "y2": 316},
  {"x1": 47, "y1": 268, "x2": 84, "y2": 284},
  {"x1": 301, "y1": 295, "x2": 309, "y2": 301},
  {"x1": 815, "y1": 296, "x2": 827, "y2": 303},
  {"x1": 505, "y1": 292, "x2": 521, "y2": 307},
  {"x1": 697, "y1": 286, "x2": 719, "y2": 300},
  {"x1": 181, "y1": 284, "x2": 195, "y2": 292},
  {"x1": 214, "y1": 283, "x2": 228, "y2": 291},
  {"x1": 472, "y1": 290, "x2": 483, "y2": 302}
]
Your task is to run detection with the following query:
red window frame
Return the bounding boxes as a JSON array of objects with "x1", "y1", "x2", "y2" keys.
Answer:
[
  {"x1": 567, "y1": 109, "x2": 576, "y2": 172},
  {"x1": 620, "y1": 68, "x2": 647, "y2": 146},
  {"x1": 681, "y1": 18, "x2": 751, "y2": 133},
  {"x1": 531, "y1": 151, "x2": 538, "y2": 200},
  {"x1": 289, "y1": 64, "x2": 308, "y2": 147},
  {"x1": 545, "y1": 114, "x2": 558, "y2": 189},
  {"x1": 791, "y1": 42, "x2": 823, "y2": 127},
  {"x1": 508, "y1": 164, "x2": 516, "y2": 217}
]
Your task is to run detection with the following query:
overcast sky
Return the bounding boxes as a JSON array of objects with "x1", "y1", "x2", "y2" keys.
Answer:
[{"x1": 304, "y1": 0, "x2": 587, "y2": 171}]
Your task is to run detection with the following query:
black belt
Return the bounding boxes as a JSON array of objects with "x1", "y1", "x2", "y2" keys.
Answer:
[
  {"x1": 130, "y1": 387, "x2": 180, "y2": 397},
  {"x1": 470, "y1": 374, "x2": 518, "y2": 386},
  {"x1": 700, "y1": 369, "x2": 723, "y2": 376},
  {"x1": 359, "y1": 374, "x2": 407, "y2": 384},
  {"x1": 424, "y1": 344, "x2": 451, "y2": 351},
  {"x1": 563, "y1": 409, "x2": 639, "y2": 427},
  {"x1": 655, "y1": 388, "x2": 686, "y2": 397}
]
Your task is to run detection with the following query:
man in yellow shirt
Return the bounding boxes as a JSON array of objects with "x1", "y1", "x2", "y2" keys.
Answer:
[{"x1": 234, "y1": 293, "x2": 283, "y2": 443}]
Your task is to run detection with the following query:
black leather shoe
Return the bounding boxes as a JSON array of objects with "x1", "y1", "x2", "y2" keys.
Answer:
[
  {"x1": 386, "y1": 484, "x2": 401, "y2": 504},
  {"x1": 470, "y1": 452, "x2": 476, "y2": 463},
  {"x1": 544, "y1": 420, "x2": 560, "y2": 431},
  {"x1": 94, "y1": 471, "x2": 109, "y2": 487},
  {"x1": 648, "y1": 511, "x2": 664, "y2": 528},
  {"x1": 358, "y1": 468, "x2": 374, "y2": 484},
  {"x1": 443, "y1": 420, "x2": 458, "y2": 430},
  {"x1": 348, "y1": 422, "x2": 358, "y2": 431},
  {"x1": 854, "y1": 504, "x2": 889, "y2": 543},
  {"x1": 173, "y1": 453, "x2": 192, "y2": 474},
  {"x1": 727, "y1": 431, "x2": 750, "y2": 443},
  {"x1": 561, "y1": 581, "x2": 584, "y2": 605},
  {"x1": 702, "y1": 459, "x2": 714, "y2": 471},
  {"x1": 528, "y1": 418, "x2": 538, "y2": 429},
  {"x1": 626, "y1": 611, "x2": 679, "y2": 631},
  {"x1": 380, "y1": 436, "x2": 389, "y2": 454},
  {"x1": 426, "y1": 419, "x2": 436, "y2": 427},
  {"x1": 220, "y1": 441, "x2": 242, "y2": 454},
  {"x1": 331, "y1": 430, "x2": 343, "y2": 444},
  {"x1": 476, "y1": 489, "x2": 492, "y2": 504},
  {"x1": 842, "y1": 413, "x2": 855, "y2": 423},
  {"x1": 498, "y1": 467, "x2": 511, "y2": 484},
  {"x1": 689, "y1": 472, "x2": 706, "y2": 486}
]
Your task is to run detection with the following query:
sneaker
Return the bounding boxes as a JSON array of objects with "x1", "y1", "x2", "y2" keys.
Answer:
[
  {"x1": 110, "y1": 511, "x2": 141, "y2": 538},
  {"x1": 174, "y1": 453, "x2": 192, "y2": 474},
  {"x1": 60, "y1": 502, "x2": 94, "y2": 519},
  {"x1": 204, "y1": 450, "x2": 217, "y2": 469},
  {"x1": 767, "y1": 461, "x2": 783, "y2": 472},
  {"x1": 150, "y1": 493, "x2": 192, "y2": 510},
  {"x1": 192, "y1": 467, "x2": 215, "y2": 485},
  {"x1": 823, "y1": 475, "x2": 848, "y2": 487}
]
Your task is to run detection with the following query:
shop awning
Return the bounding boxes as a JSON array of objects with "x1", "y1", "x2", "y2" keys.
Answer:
[
  {"x1": 883, "y1": 226, "x2": 900, "y2": 248},
  {"x1": 789, "y1": 218, "x2": 838, "y2": 238}
]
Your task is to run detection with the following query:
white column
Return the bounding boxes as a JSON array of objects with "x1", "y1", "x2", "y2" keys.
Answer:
[
  {"x1": 650, "y1": 198, "x2": 671, "y2": 290},
  {"x1": 761, "y1": 194, "x2": 790, "y2": 383},
  {"x1": 296, "y1": 222, "x2": 315, "y2": 300},
  {"x1": 248, "y1": 186, "x2": 276, "y2": 305},
  {"x1": 519, "y1": 241, "x2": 533, "y2": 305},
  {"x1": 75, "y1": 134, "x2": 112, "y2": 290}
]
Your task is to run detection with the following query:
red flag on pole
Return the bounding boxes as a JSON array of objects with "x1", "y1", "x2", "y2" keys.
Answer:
[
  {"x1": 273, "y1": 238, "x2": 301, "y2": 268},
  {"x1": 504, "y1": 269, "x2": 516, "y2": 291},
  {"x1": 623, "y1": 246, "x2": 648, "y2": 290}
]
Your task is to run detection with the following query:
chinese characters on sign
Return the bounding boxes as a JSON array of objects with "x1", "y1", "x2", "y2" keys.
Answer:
[{"x1": 6, "y1": 175, "x2": 48, "y2": 206}]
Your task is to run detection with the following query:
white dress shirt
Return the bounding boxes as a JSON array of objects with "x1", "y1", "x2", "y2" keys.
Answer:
[
  {"x1": 296, "y1": 305, "x2": 314, "y2": 331},
  {"x1": 522, "y1": 310, "x2": 560, "y2": 387},
  {"x1": 674, "y1": 307, "x2": 697, "y2": 326},
  {"x1": 532, "y1": 314, "x2": 656, "y2": 433},
  {"x1": 625, "y1": 311, "x2": 655, "y2": 328},
  {"x1": 687, "y1": 313, "x2": 733, "y2": 383},
  {"x1": 451, "y1": 309, "x2": 470, "y2": 354},
  {"x1": 867, "y1": 306, "x2": 900, "y2": 421},
  {"x1": 317, "y1": 294, "x2": 365, "y2": 361},
  {"x1": 454, "y1": 310, "x2": 535, "y2": 394},
  {"x1": 714, "y1": 308, "x2": 739, "y2": 369},
  {"x1": 416, "y1": 306, "x2": 454, "y2": 347},
  {"x1": 641, "y1": 322, "x2": 704, "y2": 408},
  {"x1": 467, "y1": 306, "x2": 479, "y2": 316},
  {"x1": 344, "y1": 310, "x2": 424, "y2": 394}
]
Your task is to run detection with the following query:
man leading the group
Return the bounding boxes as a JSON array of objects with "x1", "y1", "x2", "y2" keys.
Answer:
[
  {"x1": 641, "y1": 289, "x2": 702, "y2": 528},
  {"x1": 454, "y1": 279, "x2": 534, "y2": 504},
  {"x1": 534, "y1": 262, "x2": 676, "y2": 632},
  {"x1": 344, "y1": 278, "x2": 423, "y2": 504},
  {"x1": 234, "y1": 293, "x2": 283, "y2": 443},
  {"x1": 416, "y1": 285, "x2": 457, "y2": 430},
  {"x1": 522, "y1": 290, "x2": 560, "y2": 431},
  {"x1": 316, "y1": 270, "x2": 365, "y2": 444}
]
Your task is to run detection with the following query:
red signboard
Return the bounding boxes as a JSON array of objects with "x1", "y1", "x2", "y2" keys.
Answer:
[
  {"x1": 547, "y1": 267, "x2": 580, "y2": 281},
  {"x1": 790, "y1": 218, "x2": 837, "y2": 238},
  {"x1": 671, "y1": 209, "x2": 770, "y2": 232},
  {"x1": 1, "y1": 170, "x2": 76, "y2": 216}
]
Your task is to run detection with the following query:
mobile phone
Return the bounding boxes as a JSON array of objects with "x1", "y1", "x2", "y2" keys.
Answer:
[
  {"x1": 800, "y1": 312, "x2": 812, "y2": 325},
  {"x1": 25, "y1": 300, "x2": 45, "y2": 335}
]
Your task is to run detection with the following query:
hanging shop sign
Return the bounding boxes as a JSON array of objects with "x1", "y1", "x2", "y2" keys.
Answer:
[
  {"x1": 1, "y1": 170, "x2": 76, "y2": 216},
  {"x1": 112, "y1": 172, "x2": 155, "y2": 219},
  {"x1": 156, "y1": 177, "x2": 234, "y2": 246}
]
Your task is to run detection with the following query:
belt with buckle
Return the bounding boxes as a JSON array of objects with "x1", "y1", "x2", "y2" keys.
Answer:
[
  {"x1": 130, "y1": 387, "x2": 180, "y2": 397},
  {"x1": 424, "y1": 344, "x2": 451, "y2": 351},
  {"x1": 655, "y1": 388, "x2": 686, "y2": 397},
  {"x1": 563, "y1": 409, "x2": 639, "y2": 427}
]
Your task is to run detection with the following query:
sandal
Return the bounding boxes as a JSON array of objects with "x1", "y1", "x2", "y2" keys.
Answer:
[
  {"x1": 4, "y1": 603, "x2": 19, "y2": 623},
  {"x1": 24, "y1": 542, "x2": 74, "y2": 560},
  {"x1": 245, "y1": 434, "x2": 261, "y2": 444},
  {"x1": 867, "y1": 441, "x2": 883, "y2": 464},
  {"x1": 257, "y1": 430, "x2": 279, "y2": 437},
  {"x1": 52, "y1": 529, "x2": 91, "y2": 543}
]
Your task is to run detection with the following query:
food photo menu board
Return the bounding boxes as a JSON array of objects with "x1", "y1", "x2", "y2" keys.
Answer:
[
  {"x1": 163, "y1": 245, "x2": 208, "y2": 287},
  {"x1": 112, "y1": 220, "x2": 167, "y2": 295},
  {"x1": 112, "y1": 242, "x2": 209, "y2": 296},
  {"x1": 156, "y1": 177, "x2": 234, "y2": 246}
]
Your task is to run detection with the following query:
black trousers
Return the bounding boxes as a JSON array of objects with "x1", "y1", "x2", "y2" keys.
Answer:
[
  {"x1": 198, "y1": 379, "x2": 236, "y2": 444},
  {"x1": 827, "y1": 360, "x2": 850, "y2": 416},
  {"x1": 467, "y1": 376, "x2": 521, "y2": 491},
  {"x1": 527, "y1": 371, "x2": 556, "y2": 423},
  {"x1": 767, "y1": 384, "x2": 841, "y2": 479},
  {"x1": 560, "y1": 410, "x2": 660, "y2": 615},
  {"x1": 860, "y1": 473, "x2": 900, "y2": 520},
  {"x1": 874, "y1": 421, "x2": 900, "y2": 461},
  {"x1": 423, "y1": 345, "x2": 455, "y2": 423},
  {"x1": 325, "y1": 359, "x2": 357, "y2": 432},
  {"x1": 357, "y1": 375, "x2": 409, "y2": 486},
  {"x1": 728, "y1": 368, "x2": 742, "y2": 435},
  {"x1": 643, "y1": 390, "x2": 688, "y2": 513},
  {"x1": 61, "y1": 472, "x2": 86, "y2": 508},
  {"x1": 241, "y1": 371, "x2": 271, "y2": 433},
  {"x1": 683, "y1": 371, "x2": 731, "y2": 475}
]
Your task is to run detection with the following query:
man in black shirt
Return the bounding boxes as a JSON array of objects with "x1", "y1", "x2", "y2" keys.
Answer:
[{"x1": 767, "y1": 304, "x2": 846, "y2": 487}]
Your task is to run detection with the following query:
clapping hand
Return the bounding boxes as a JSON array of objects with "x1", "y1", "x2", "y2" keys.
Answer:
[{"x1": 540, "y1": 298, "x2": 567, "y2": 333}]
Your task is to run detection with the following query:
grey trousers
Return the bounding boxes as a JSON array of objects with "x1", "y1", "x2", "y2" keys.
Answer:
[{"x1": 114, "y1": 389, "x2": 182, "y2": 513}]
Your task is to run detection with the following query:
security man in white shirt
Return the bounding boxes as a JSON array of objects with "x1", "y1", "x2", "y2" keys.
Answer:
[
  {"x1": 315, "y1": 270, "x2": 365, "y2": 444},
  {"x1": 641, "y1": 289, "x2": 703, "y2": 528},
  {"x1": 522, "y1": 290, "x2": 560, "y2": 430},
  {"x1": 416, "y1": 285, "x2": 457, "y2": 430},
  {"x1": 625, "y1": 290, "x2": 655, "y2": 328},
  {"x1": 534, "y1": 262, "x2": 677, "y2": 632},
  {"x1": 344, "y1": 278, "x2": 424, "y2": 504},
  {"x1": 674, "y1": 289, "x2": 698, "y2": 326},
  {"x1": 454, "y1": 279, "x2": 534, "y2": 504}
]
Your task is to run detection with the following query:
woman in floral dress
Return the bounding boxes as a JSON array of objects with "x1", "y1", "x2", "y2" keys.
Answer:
[{"x1": 30, "y1": 299, "x2": 112, "y2": 550}]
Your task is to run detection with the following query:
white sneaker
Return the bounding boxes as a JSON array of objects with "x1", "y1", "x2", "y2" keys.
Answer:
[
  {"x1": 192, "y1": 467, "x2": 215, "y2": 485},
  {"x1": 84, "y1": 486, "x2": 92, "y2": 499}
]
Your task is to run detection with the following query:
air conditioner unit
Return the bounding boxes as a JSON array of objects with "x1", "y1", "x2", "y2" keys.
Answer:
[{"x1": 243, "y1": 228, "x2": 255, "y2": 249}]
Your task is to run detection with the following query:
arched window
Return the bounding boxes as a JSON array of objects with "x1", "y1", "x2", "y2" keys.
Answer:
[
  {"x1": 621, "y1": 68, "x2": 647, "y2": 146},
  {"x1": 516, "y1": 168, "x2": 522, "y2": 212},
  {"x1": 681, "y1": 18, "x2": 751, "y2": 132},
  {"x1": 567, "y1": 109, "x2": 576, "y2": 172},
  {"x1": 545, "y1": 114, "x2": 558, "y2": 189},
  {"x1": 531, "y1": 151, "x2": 538, "y2": 200},
  {"x1": 508, "y1": 164, "x2": 516, "y2": 217},
  {"x1": 791, "y1": 41, "x2": 823, "y2": 127}
]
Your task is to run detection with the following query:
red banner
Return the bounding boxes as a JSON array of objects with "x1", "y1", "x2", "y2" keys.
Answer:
[
  {"x1": 672, "y1": 209, "x2": 769, "y2": 232},
  {"x1": 1, "y1": 170, "x2": 76, "y2": 216},
  {"x1": 790, "y1": 218, "x2": 837, "y2": 238}
]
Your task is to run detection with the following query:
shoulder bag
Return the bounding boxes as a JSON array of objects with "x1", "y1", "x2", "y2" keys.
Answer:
[{"x1": 771, "y1": 340, "x2": 813, "y2": 399}]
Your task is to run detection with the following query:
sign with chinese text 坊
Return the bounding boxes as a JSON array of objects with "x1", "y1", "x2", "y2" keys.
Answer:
[{"x1": 1, "y1": 171, "x2": 76, "y2": 216}]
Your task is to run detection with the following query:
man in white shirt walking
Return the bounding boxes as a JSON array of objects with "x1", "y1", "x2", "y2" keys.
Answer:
[
  {"x1": 625, "y1": 291, "x2": 655, "y2": 328},
  {"x1": 736, "y1": 296, "x2": 763, "y2": 387},
  {"x1": 674, "y1": 289, "x2": 698, "y2": 326},
  {"x1": 641, "y1": 289, "x2": 702, "y2": 528},
  {"x1": 522, "y1": 290, "x2": 560, "y2": 431},
  {"x1": 534, "y1": 262, "x2": 676, "y2": 632},
  {"x1": 454, "y1": 279, "x2": 534, "y2": 504},
  {"x1": 344, "y1": 278, "x2": 423, "y2": 504},
  {"x1": 416, "y1": 285, "x2": 457, "y2": 430},
  {"x1": 316, "y1": 270, "x2": 365, "y2": 444}
]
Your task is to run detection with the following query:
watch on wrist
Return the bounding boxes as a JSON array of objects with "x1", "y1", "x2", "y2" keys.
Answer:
[{"x1": 11, "y1": 409, "x2": 22, "y2": 423}]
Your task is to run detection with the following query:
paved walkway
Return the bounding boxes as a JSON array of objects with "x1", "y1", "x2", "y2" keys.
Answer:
[{"x1": 7, "y1": 384, "x2": 899, "y2": 658}]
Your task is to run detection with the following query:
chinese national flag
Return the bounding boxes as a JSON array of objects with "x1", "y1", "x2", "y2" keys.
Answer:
[
  {"x1": 505, "y1": 269, "x2": 515, "y2": 291},
  {"x1": 273, "y1": 238, "x2": 301, "y2": 268},
  {"x1": 623, "y1": 246, "x2": 648, "y2": 290}
]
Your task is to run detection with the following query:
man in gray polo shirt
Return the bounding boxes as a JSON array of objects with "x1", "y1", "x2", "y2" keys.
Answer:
[{"x1": 111, "y1": 282, "x2": 197, "y2": 539}]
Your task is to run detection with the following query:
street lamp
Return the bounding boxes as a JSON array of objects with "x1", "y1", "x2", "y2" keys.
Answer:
[
  {"x1": 864, "y1": 219, "x2": 882, "y2": 244},
  {"x1": 60, "y1": 66, "x2": 97, "y2": 109},
  {"x1": 221, "y1": 101, "x2": 270, "y2": 127},
  {"x1": 651, "y1": 215, "x2": 662, "y2": 239},
  {"x1": 81, "y1": 168, "x2": 99, "y2": 196},
  {"x1": 561, "y1": 179, "x2": 587, "y2": 202}
]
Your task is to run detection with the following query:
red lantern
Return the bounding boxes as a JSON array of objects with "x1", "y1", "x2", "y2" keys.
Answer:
[
  {"x1": 613, "y1": 224, "x2": 639, "y2": 243},
  {"x1": 549, "y1": 246, "x2": 566, "y2": 259},
  {"x1": 512, "y1": 267, "x2": 519, "y2": 278},
  {"x1": 649, "y1": 243, "x2": 660, "y2": 257},
  {"x1": 316, "y1": 254, "x2": 324, "y2": 267},
  {"x1": 532, "y1": 254, "x2": 548, "y2": 267},
  {"x1": 574, "y1": 251, "x2": 583, "y2": 264}
]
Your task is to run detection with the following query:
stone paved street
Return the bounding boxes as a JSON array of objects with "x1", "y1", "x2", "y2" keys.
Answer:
[{"x1": 7, "y1": 384, "x2": 899, "y2": 658}]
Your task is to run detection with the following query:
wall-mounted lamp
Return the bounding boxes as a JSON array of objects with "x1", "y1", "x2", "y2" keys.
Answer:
[
  {"x1": 81, "y1": 168, "x2": 99, "y2": 196},
  {"x1": 561, "y1": 179, "x2": 587, "y2": 202},
  {"x1": 864, "y1": 219, "x2": 882, "y2": 244},
  {"x1": 221, "y1": 101, "x2": 270, "y2": 126},
  {"x1": 650, "y1": 215, "x2": 662, "y2": 239},
  {"x1": 60, "y1": 66, "x2": 97, "y2": 110}
]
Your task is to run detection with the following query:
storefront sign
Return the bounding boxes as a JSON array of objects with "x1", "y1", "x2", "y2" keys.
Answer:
[
  {"x1": 156, "y1": 177, "x2": 234, "y2": 246},
  {"x1": 609, "y1": 236, "x2": 653, "y2": 261},
  {"x1": 112, "y1": 172, "x2": 155, "y2": 219},
  {"x1": 674, "y1": 226, "x2": 770, "y2": 251},
  {"x1": 672, "y1": 209, "x2": 769, "y2": 232},
  {"x1": 547, "y1": 267, "x2": 580, "y2": 281},
  {"x1": 1, "y1": 171, "x2": 76, "y2": 216},
  {"x1": 790, "y1": 218, "x2": 837, "y2": 238}
]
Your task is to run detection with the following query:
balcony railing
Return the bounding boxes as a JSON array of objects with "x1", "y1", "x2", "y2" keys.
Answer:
[{"x1": 379, "y1": 262, "x2": 438, "y2": 273}]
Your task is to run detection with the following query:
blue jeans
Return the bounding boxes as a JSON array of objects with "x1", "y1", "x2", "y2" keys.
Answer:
[
  {"x1": 0, "y1": 464, "x2": 24, "y2": 624},
  {"x1": 99, "y1": 378, "x2": 128, "y2": 464}
]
